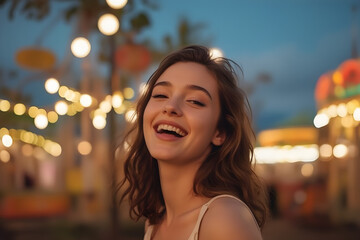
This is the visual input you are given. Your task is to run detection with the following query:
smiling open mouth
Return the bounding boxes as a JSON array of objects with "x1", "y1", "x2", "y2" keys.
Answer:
[{"x1": 156, "y1": 124, "x2": 187, "y2": 137}]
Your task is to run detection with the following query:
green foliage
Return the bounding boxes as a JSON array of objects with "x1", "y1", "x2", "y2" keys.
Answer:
[
  {"x1": 130, "y1": 12, "x2": 150, "y2": 32},
  {"x1": 3, "y1": 0, "x2": 50, "y2": 20}
]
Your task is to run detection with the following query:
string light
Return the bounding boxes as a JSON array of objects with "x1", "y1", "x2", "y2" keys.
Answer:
[
  {"x1": 34, "y1": 113, "x2": 49, "y2": 129},
  {"x1": 93, "y1": 115, "x2": 106, "y2": 129},
  {"x1": 71, "y1": 37, "x2": 91, "y2": 58},
  {"x1": 98, "y1": 13, "x2": 119, "y2": 35},
  {"x1": 0, "y1": 99, "x2": 10, "y2": 112},
  {"x1": 1, "y1": 134, "x2": 13, "y2": 147},
  {"x1": 80, "y1": 94, "x2": 92, "y2": 107},
  {"x1": 0, "y1": 150, "x2": 11, "y2": 163},
  {"x1": 313, "y1": 113, "x2": 329, "y2": 128},
  {"x1": 78, "y1": 141, "x2": 92, "y2": 155},
  {"x1": 55, "y1": 100, "x2": 68, "y2": 115},
  {"x1": 0, "y1": 128, "x2": 62, "y2": 157},
  {"x1": 123, "y1": 87, "x2": 135, "y2": 99},
  {"x1": 106, "y1": 0, "x2": 128, "y2": 9},
  {"x1": 45, "y1": 78, "x2": 60, "y2": 94},
  {"x1": 333, "y1": 144, "x2": 348, "y2": 158},
  {"x1": 14, "y1": 103, "x2": 26, "y2": 115},
  {"x1": 254, "y1": 144, "x2": 319, "y2": 164}
]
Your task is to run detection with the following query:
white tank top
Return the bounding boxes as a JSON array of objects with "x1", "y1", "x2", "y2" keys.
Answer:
[{"x1": 143, "y1": 194, "x2": 260, "y2": 240}]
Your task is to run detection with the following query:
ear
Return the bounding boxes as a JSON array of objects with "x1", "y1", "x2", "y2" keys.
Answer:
[{"x1": 211, "y1": 129, "x2": 226, "y2": 146}]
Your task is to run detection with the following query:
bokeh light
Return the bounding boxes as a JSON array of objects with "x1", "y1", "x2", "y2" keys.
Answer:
[
  {"x1": 14, "y1": 103, "x2": 26, "y2": 115},
  {"x1": 336, "y1": 103, "x2": 347, "y2": 117},
  {"x1": 333, "y1": 144, "x2": 348, "y2": 158},
  {"x1": 0, "y1": 100, "x2": 10, "y2": 112},
  {"x1": 313, "y1": 113, "x2": 329, "y2": 128},
  {"x1": 71, "y1": 37, "x2": 91, "y2": 58},
  {"x1": 98, "y1": 13, "x2": 119, "y2": 36},
  {"x1": 34, "y1": 113, "x2": 48, "y2": 129},
  {"x1": 93, "y1": 115, "x2": 107, "y2": 129},
  {"x1": 301, "y1": 163, "x2": 314, "y2": 177},
  {"x1": 2, "y1": 134, "x2": 13, "y2": 147},
  {"x1": 112, "y1": 92, "x2": 123, "y2": 108},
  {"x1": 78, "y1": 141, "x2": 92, "y2": 155},
  {"x1": 21, "y1": 144, "x2": 34, "y2": 157},
  {"x1": 319, "y1": 144, "x2": 332, "y2": 158},
  {"x1": 45, "y1": 78, "x2": 60, "y2": 94},
  {"x1": 47, "y1": 111, "x2": 59, "y2": 123},
  {"x1": 80, "y1": 94, "x2": 92, "y2": 107},
  {"x1": 106, "y1": 0, "x2": 128, "y2": 9},
  {"x1": 0, "y1": 150, "x2": 10, "y2": 163},
  {"x1": 28, "y1": 106, "x2": 39, "y2": 118},
  {"x1": 99, "y1": 97, "x2": 112, "y2": 113},
  {"x1": 354, "y1": 108, "x2": 360, "y2": 121},
  {"x1": 209, "y1": 47, "x2": 223, "y2": 59},
  {"x1": 55, "y1": 101, "x2": 68, "y2": 115},
  {"x1": 125, "y1": 109, "x2": 137, "y2": 123},
  {"x1": 123, "y1": 87, "x2": 135, "y2": 99}
]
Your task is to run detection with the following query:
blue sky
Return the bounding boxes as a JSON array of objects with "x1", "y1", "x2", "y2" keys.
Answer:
[{"x1": 1, "y1": 0, "x2": 359, "y2": 131}]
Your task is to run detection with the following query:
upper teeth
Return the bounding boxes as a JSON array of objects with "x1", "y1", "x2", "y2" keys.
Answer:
[{"x1": 157, "y1": 124, "x2": 186, "y2": 137}]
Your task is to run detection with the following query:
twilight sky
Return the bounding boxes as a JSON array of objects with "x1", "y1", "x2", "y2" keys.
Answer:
[{"x1": 0, "y1": 0, "x2": 359, "y2": 132}]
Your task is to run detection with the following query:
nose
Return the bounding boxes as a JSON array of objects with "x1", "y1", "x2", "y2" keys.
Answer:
[{"x1": 163, "y1": 98, "x2": 183, "y2": 116}]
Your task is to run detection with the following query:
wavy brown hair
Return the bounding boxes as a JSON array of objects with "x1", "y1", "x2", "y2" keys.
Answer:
[{"x1": 119, "y1": 45, "x2": 268, "y2": 228}]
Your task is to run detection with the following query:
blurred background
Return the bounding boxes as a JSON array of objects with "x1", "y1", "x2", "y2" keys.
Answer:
[{"x1": 0, "y1": 0, "x2": 360, "y2": 239}]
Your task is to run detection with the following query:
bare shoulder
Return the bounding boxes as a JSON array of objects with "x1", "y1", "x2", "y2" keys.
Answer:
[{"x1": 199, "y1": 197, "x2": 262, "y2": 240}]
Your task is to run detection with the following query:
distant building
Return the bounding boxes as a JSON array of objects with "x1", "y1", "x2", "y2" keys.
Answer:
[{"x1": 313, "y1": 58, "x2": 360, "y2": 226}]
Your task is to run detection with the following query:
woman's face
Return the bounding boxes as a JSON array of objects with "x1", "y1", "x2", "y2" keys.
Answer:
[{"x1": 143, "y1": 62, "x2": 224, "y2": 165}]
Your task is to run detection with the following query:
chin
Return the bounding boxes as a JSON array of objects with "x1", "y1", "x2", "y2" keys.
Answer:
[{"x1": 149, "y1": 152, "x2": 176, "y2": 162}]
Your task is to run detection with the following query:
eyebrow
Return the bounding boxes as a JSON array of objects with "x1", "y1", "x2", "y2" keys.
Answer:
[{"x1": 154, "y1": 81, "x2": 213, "y2": 100}]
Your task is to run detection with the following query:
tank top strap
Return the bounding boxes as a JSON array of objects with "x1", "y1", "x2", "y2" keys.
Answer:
[
  {"x1": 187, "y1": 194, "x2": 260, "y2": 240},
  {"x1": 143, "y1": 224, "x2": 154, "y2": 240},
  {"x1": 144, "y1": 195, "x2": 259, "y2": 240}
]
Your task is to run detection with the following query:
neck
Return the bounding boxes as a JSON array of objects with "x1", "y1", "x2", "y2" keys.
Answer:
[{"x1": 157, "y1": 160, "x2": 207, "y2": 225}]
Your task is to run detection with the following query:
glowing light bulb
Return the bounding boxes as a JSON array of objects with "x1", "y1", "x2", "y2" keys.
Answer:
[
  {"x1": 28, "y1": 106, "x2": 39, "y2": 118},
  {"x1": 55, "y1": 100, "x2": 68, "y2": 115},
  {"x1": 0, "y1": 150, "x2": 10, "y2": 163},
  {"x1": 100, "y1": 98, "x2": 112, "y2": 113},
  {"x1": 337, "y1": 103, "x2": 347, "y2": 117},
  {"x1": 106, "y1": 0, "x2": 128, "y2": 9},
  {"x1": 0, "y1": 100, "x2": 10, "y2": 112},
  {"x1": 333, "y1": 144, "x2": 348, "y2": 158},
  {"x1": 301, "y1": 163, "x2": 314, "y2": 177},
  {"x1": 71, "y1": 37, "x2": 91, "y2": 58},
  {"x1": 14, "y1": 103, "x2": 26, "y2": 115},
  {"x1": 50, "y1": 143, "x2": 62, "y2": 157},
  {"x1": 80, "y1": 94, "x2": 92, "y2": 107},
  {"x1": 313, "y1": 113, "x2": 329, "y2": 128},
  {"x1": 112, "y1": 92, "x2": 123, "y2": 108},
  {"x1": 98, "y1": 14, "x2": 119, "y2": 36},
  {"x1": 78, "y1": 141, "x2": 92, "y2": 155},
  {"x1": 93, "y1": 115, "x2": 106, "y2": 129},
  {"x1": 2, "y1": 134, "x2": 13, "y2": 147},
  {"x1": 34, "y1": 113, "x2": 48, "y2": 129},
  {"x1": 319, "y1": 144, "x2": 332, "y2": 158},
  {"x1": 47, "y1": 111, "x2": 58, "y2": 123},
  {"x1": 124, "y1": 87, "x2": 135, "y2": 99},
  {"x1": 45, "y1": 78, "x2": 60, "y2": 94},
  {"x1": 354, "y1": 108, "x2": 360, "y2": 121}
]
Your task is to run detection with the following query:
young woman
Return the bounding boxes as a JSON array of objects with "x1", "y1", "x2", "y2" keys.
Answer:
[{"x1": 120, "y1": 45, "x2": 268, "y2": 240}]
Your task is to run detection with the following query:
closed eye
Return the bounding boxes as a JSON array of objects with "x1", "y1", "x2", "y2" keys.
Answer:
[
  {"x1": 187, "y1": 100, "x2": 205, "y2": 107},
  {"x1": 152, "y1": 94, "x2": 168, "y2": 98}
]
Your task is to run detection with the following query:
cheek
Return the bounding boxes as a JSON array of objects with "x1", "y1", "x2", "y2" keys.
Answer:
[{"x1": 143, "y1": 104, "x2": 152, "y2": 129}]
